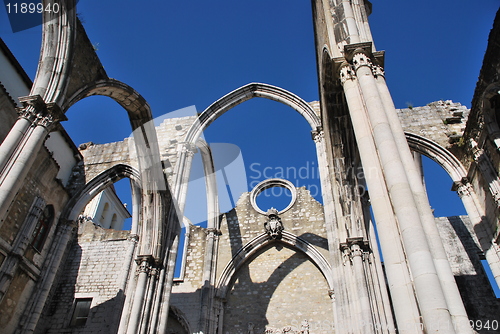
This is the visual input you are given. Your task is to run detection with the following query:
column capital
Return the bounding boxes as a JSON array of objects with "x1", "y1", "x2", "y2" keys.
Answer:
[
  {"x1": 372, "y1": 64, "x2": 385, "y2": 78},
  {"x1": 340, "y1": 237, "x2": 370, "y2": 264},
  {"x1": 339, "y1": 62, "x2": 356, "y2": 84},
  {"x1": 180, "y1": 142, "x2": 198, "y2": 157},
  {"x1": 352, "y1": 50, "x2": 372, "y2": 71},
  {"x1": 311, "y1": 126, "x2": 324, "y2": 143},
  {"x1": 17, "y1": 95, "x2": 67, "y2": 130}
]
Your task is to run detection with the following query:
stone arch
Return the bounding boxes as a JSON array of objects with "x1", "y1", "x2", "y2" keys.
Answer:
[
  {"x1": 62, "y1": 164, "x2": 141, "y2": 232},
  {"x1": 216, "y1": 231, "x2": 333, "y2": 300},
  {"x1": 405, "y1": 132, "x2": 467, "y2": 182},
  {"x1": 168, "y1": 306, "x2": 191, "y2": 334},
  {"x1": 184, "y1": 83, "x2": 321, "y2": 145},
  {"x1": 61, "y1": 78, "x2": 153, "y2": 130}
]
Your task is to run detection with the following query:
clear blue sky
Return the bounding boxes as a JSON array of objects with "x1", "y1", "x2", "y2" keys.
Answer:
[
  {"x1": 0, "y1": 1, "x2": 498, "y2": 219},
  {"x1": 1, "y1": 0, "x2": 499, "y2": 294},
  {"x1": 0, "y1": 0, "x2": 499, "y2": 215}
]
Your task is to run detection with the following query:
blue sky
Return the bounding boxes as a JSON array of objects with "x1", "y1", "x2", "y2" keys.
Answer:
[
  {"x1": 1, "y1": 0, "x2": 499, "y2": 294},
  {"x1": 0, "y1": 0, "x2": 498, "y2": 215}
]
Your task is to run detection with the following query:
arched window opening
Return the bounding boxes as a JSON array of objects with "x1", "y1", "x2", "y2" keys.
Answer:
[
  {"x1": 255, "y1": 186, "x2": 293, "y2": 213},
  {"x1": 31, "y1": 205, "x2": 54, "y2": 252},
  {"x1": 81, "y1": 179, "x2": 133, "y2": 231}
]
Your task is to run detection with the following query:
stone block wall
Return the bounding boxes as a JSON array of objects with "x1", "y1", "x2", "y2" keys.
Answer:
[
  {"x1": 170, "y1": 187, "x2": 331, "y2": 333},
  {"x1": 435, "y1": 215, "x2": 500, "y2": 331},
  {"x1": 37, "y1": 221, "x2": 134, "y2": 334},
  {"x1": 397, "y1": 100, "x2": 469, "y2": 149}
]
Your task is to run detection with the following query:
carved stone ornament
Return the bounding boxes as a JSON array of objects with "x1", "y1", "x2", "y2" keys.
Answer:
[
  {"x1": 352, "y1": 50, "x2": 372, "y2": 71},
  {"x1": 264, "y1": 208, "x2": 284, "y2": 239},
  {"x1": 372, "y1": 64, "x2": 385, "y2": 78},
  {"x1": 339, "y1": 62, "x2": 355, "y2": 84}
]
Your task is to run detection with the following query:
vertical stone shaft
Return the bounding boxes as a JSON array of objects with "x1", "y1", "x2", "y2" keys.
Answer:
[
  {"x1": 352, "y1": 50, "x2": 455, "y2": 333},
  {"x1": 15, "y1": 222, "x2": 76, "y2": 334},
  {"x1": 0, "y1": 117, "x2": 31, "y2": 175},
  {"x1": 0, "y1": 124, "x2": 48, "y2": 221},
  {"x1": 126, "y1": 259, "x2": 151, "y2": 334},
  {"x1": 456, "y1": 182, "x2": 500, "y2": 289},
  {"x1": 350, "y1": 242, "x2": 373, "y2": 332},
  {"x1": 339, "y1": 63, "x2": 422, "y2": 333},
  {"x1": 374, "y1": 69, "x2": 471, "y2": 334},
  {"x1": 314, "y1": 133, "x2": 344, "y2": 334}
]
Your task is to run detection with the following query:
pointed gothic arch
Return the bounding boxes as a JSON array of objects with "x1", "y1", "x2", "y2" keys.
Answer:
[
  {"x1": 61, "y1": 79, "x2": 153, "y2": 130},
  {"x1": 216, "y1": 231, "x2": 333, "y2": 299},
  {"x1": 184, "y1": 82, "x2": 321, "y2": 145},
  {"x1": 62, "y1": 164, "x2": 141, "y2": 231}
]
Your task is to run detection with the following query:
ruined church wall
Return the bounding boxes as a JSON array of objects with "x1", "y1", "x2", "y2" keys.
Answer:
[
  {"x1": 397, "y1": 100, "x2": 469, "y2": 149},
  {"x1": 0, "y1": 144, "x2": 70, "y2": 333},
  {"x1": 37, "y1": 221, "x2": 134, "y2": 334},
  {"x1": 435, "y1": 215, "x2": 500, "y2": 329}
]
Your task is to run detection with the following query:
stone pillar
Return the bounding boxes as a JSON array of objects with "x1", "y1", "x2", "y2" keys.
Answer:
[
  {"x1": 338, "y1": 61, "x2": 422, "y2": 333},
  {"x1": 0, "y1": 118, "x2": 31, "y2": 174},
  {"x1": 173, "y1": 143, "x2": 197, "y2": 213},
  {"x1": 373, "y1": 64, "x2": 471, "y2": 334},
  {"x1": 341, "y1": 0, "x2": 361, "y2": 44},
  {"x1": 0, "y1": 96, "x2": 66, "y2": 223},
  {"x1": 456, "y1": 180, "x2": 500, "y2": 289},
  {"x1": 313, "y1": 129, "x2": 349, "y2": 334},
  {"x1": 126, "y1": 256, "x2": 153, "y2": 334},
  {"x1": 341, "y1": 237, "x2": 372, "y2": 333},
  {"x1": 16, "y1": 221, "x2": 77, "y2": 334},
  {"x1": 351, "y1": 48, "x2": 455, "y2": 333},
  {"x1": 0, "y1": 197, "x2": 45, "y2": 302}
]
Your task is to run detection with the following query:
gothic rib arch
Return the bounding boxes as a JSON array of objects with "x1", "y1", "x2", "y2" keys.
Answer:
[
  {"x1": 405, "y1": 132, "x2": 467, "y2": 182},
  {"x1": 62, "y1": 163, "x2": 141, "y2": 229},
  {"x1": 216, "y1": 231, "x2": 333, "y2": 300},
  {"x1": 62, "y1": 78, "x2": 153, "y2": 130},
  {"x1": 184, "y1": 82, "x2": 322, "y2": 145}
]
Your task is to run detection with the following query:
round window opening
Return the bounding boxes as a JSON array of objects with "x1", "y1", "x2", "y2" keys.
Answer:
[{"x1": 250, "y1": 178, "x2": 297, "y2": 215}]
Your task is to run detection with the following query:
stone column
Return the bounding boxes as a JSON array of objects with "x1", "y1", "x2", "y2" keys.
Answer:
[
  {"x1": 0, "y1": 118, "x2": 31, "y2": 175},
  {"x1": 339, "y1": 61, "x2": 422, "y2": 333},
  {"x1": 0, "y1": 97, "x2": 66, "y2": 223},
  {"x1": 0, "y1": 197, "x2": 45, "y2": 302},
  {"x1": 16, "y1": 221, "x2": 77, "y2": 334},
  {"x1": 313, "y1": 129, "x2": 350, "y2": 334},
  {"x1": 342, "y1": 237, "x2": 372, "y2": 333},
  {"x1": 126, "y1": 256, "x2": 153, "y2": 334},
  {"x1": 173, "y1": 143, "x2": 197, "y2": 213},
  {"x1": 351, "y1": 48, "x2": 455, "y2": 333},
  {"x1": 456, "y1": 181, "x2": 500, "y2": 289},
  {"x1": 373, "y1": 64, "x2": 471, "y2": 334}
]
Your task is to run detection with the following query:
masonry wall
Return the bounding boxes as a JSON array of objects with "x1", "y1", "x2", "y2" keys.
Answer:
[
  {"x1": 0, "y1": 144, "x2": 71, "y2": 333},
  {"x1": 435, "y1": 215, "x2": 500, "y2": 332},
  {"x1": 36, "y1": 221, "x2": 134, "y2": 334},
  {"x1": 397, "y1": 100, "x2": 469, "y2": 149}
]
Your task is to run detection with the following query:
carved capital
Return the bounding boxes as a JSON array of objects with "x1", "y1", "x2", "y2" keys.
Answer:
[
  {"x1": 17, "y1": 96, "x2": 67, "y2": 130},
  {"x1": 340, "y1": 237, "x2": 370, "y2": 264},
  {"x1": 339, "y1": 62, "x2": 356, "y2": 84},
  {"x1": 352, "y1": 50, "x2": 372, "y2": 71},
  {"x1": 181, "y1": 142, "x2": 197, "y2": 157},
  {"x1": 135, "y1": 255, "x2": 154, "y2": 274},
  {"x1": 311, "y1": 127, "x2": 324, "y2": 143},
  {"x1": 206, "y1": 228, "x2": 222, "y2": 238},
  {"x1": 372, "y1": 64, "x2": 385, "y2": 78}
]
